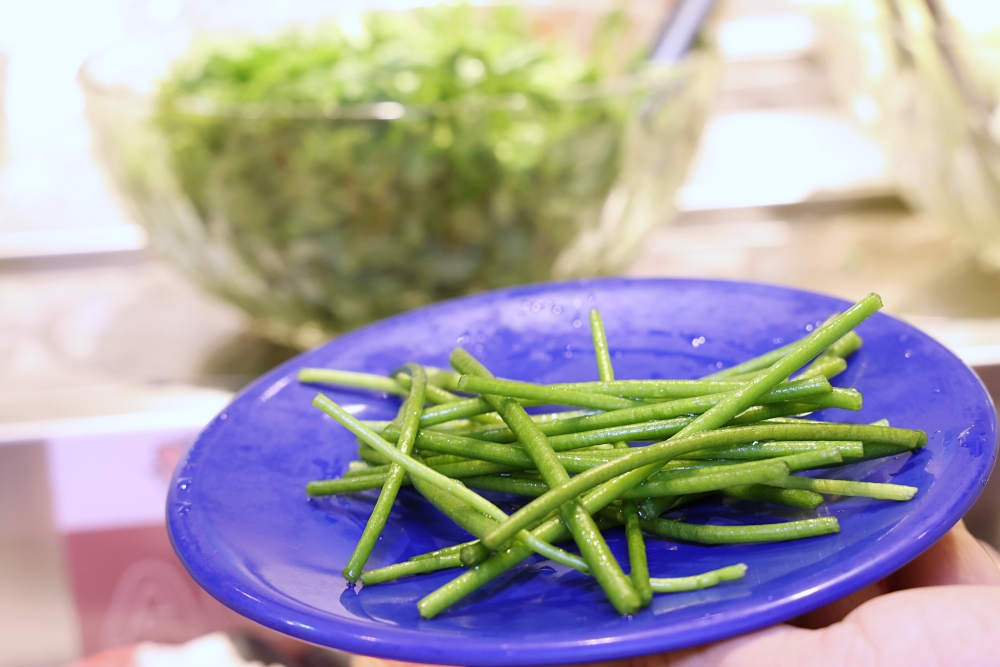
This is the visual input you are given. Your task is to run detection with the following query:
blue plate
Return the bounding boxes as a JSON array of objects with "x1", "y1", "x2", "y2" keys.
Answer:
[{"x1": 168, "y1": 279, "x2": 997, "y2": 666}]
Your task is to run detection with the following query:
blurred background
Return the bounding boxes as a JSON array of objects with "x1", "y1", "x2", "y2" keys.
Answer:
[{"x1": 3, "y1": 0, "x2": 1000, "y2": 664}]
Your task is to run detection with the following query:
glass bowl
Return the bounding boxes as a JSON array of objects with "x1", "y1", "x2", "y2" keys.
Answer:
[
  {"x1": 80, "y1": 5, "x2": 717, "y2": 347},
  {"x1": 810, "y1": 0, "x2": 1000, "y2": 271}
]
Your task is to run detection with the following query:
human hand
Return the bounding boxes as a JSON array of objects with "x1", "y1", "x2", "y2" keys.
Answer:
[
  {"x1": 352, "y1": 521, "x2": 1000, "y2": 667},
  {"x1": 649, "y1": 519, "x2": 1000, "y2": 667}
]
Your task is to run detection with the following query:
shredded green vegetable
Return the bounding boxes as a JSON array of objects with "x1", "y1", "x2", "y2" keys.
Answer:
[{"x1": 155, "y1": 4, "x2": 645, "y2": 333}]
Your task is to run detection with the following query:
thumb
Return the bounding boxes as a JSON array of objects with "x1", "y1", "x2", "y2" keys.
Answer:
[{"x1": 662, "y1": 585, "x2": 1000, "y2": 667}]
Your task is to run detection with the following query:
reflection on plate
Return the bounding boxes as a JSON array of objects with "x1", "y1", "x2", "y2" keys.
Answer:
[{"x1": 168, "y1": 278, "x2": 997, "y2": 666}]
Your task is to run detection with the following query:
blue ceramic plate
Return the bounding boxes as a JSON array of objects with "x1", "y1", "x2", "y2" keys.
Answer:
[{"x1": 168, "y1": 279, "x2": 997, "y2": 666}]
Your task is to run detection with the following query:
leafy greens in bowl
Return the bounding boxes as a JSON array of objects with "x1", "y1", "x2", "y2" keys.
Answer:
[{"x1": 83, "y1": 4, "x2": 716, "y2": 346}]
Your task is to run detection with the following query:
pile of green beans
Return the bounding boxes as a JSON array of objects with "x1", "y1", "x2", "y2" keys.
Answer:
[{"x1": 300, "y1": 293, "x2": 925, "y2": 618}]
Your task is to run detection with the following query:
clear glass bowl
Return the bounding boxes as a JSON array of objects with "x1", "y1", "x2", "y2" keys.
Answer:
[
  {"x1": 811, "y1": 0, "x2": 1000, "y2": 271},
  {"x1": 80, "y1": 7, "x2": 717, "y2": 347}
]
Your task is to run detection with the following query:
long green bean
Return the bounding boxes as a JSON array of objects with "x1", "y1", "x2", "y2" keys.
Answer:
[
  {"x1": 799, "y1": 388, "x2": 863, "y2": 411},
  {"x1": 638, "y1": 496, "x2": 680, "y2": 521},
  {"x1": 703, "y1": 329, "x2": 862, "y2": 380},
  {"x1": 590, "y1": 309, "x2": 651, "y2": 607},
  {"x1": 342, "y1": 364, "x2": 427, "y2": 582},
  {"x1": 360, "y1": 553, "x2": 464, "y2": 585},
  {"x1": 723, "y1": 485, "x2": 824, "y2": 510},
  {"x1": 450, "y1": 348, "x2": 641, "y2": 615},
  {"x1": 637, "y1": 514, "x2": 840, "y2": 544},
  {"x1": 855, "y1": 442, "x2": 921, "y2": 460},
  {"x1": 622, "y1": 501, "x2": 652, "y2": 604},
  {"x1": 409, "y1": 540, "x2": 479, "y2": 562},
  {"x1": 590, "y1": 310, "x2": 616, "y2": 381},
  {"x1": 299, "y1": 368, "x2": 407, "y2": 396},
  {"x1": 680, "y1": 440, "x2": 864, "y2": 461},
  {"x1": 299, "y1": 366, "x2": 462, "y2": 397},
  {"x1": 394, "y1": 371, "x2": 461, "y2": 405},
  {"x1": 702, "y1": 347, "x2": 797, "y2": 381},
  {"x1": 536, "y1": 400, "x2": 845, "y2": 453},
  {"x1": 308, "y1": 473, "x2": 396, "y2": 495},
  {"x1": 828, "y1": 331, "x2": 864, "y2": 358},
  {"x1": 396, "y1": 365, "x2": 463, "y2": 391},
  {"x1": 617, "y1": 446, "x2": 844, "y2": 484},
  {"x1": 799, "y1": 355, "x2": 848, "y2": 379},
  {"x1": 413, "y1": 430, "x2": 578, "y2": 468},
  {"x1": 309, "y1": 458, "x2": 530, "y2": 495},
  {"x1": 458, "y1": 375, "x2": 643, "y2": 411},
  {"x1": 764, "y1": 476, "x2": 918, "y2": 500},
  {"x1": 649, "y1": 564, "x2": 748, "y2": 592},
  {"x1": 358, "y1": 442, "x2": 517, "y2": 469},
  {"x1": 418, "y1": 397, "x2": 505, "y2": 426},
  {"x1": 552, "y1": 379, "x2": 745, "y2": 399},
  {"x1": 648, "y1": 445, "x2": 844, "y2": 486},
  {"x1": 628, "y1": 459, "x2": 791, "y2": 497},
  {"x1": 714, "y1": 334, "x2": 862, "y2": 383},
  {"x1": 417, "y1": 396, "x2": 552, "y2": 428},
  {"x1": 425, "y1": 409, "x2": 600, "y2": 440},
  {"x1": 763, "y1": 447, "x2": 843, "y2": 472},
  {"x1": 356, "y1": 445, "x2": 391, "y2": 467}
]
